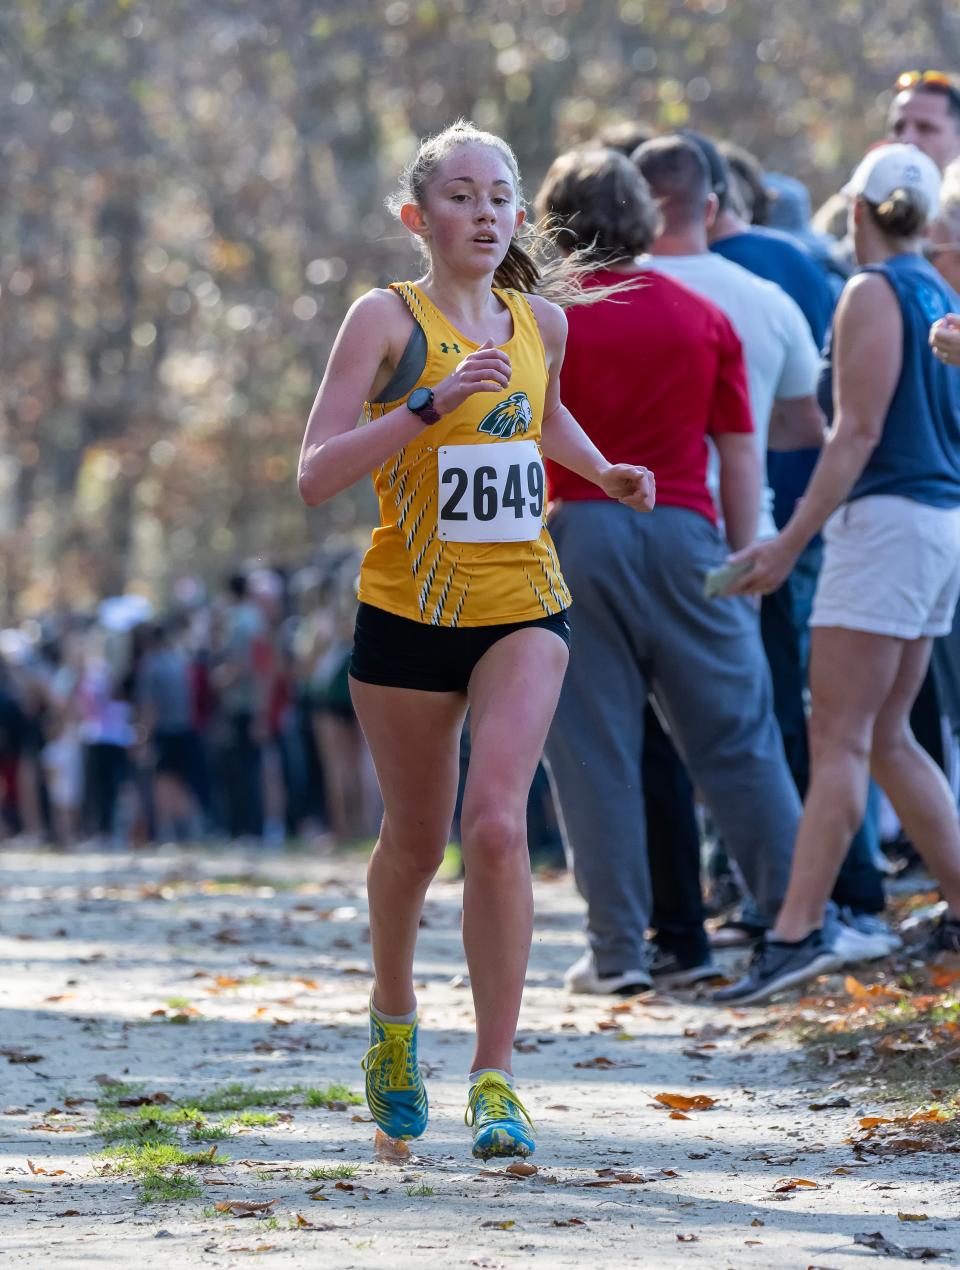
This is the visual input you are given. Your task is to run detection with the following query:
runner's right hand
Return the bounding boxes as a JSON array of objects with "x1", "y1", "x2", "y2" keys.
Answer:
[{"x1": 433, "y1": 340, "x2": 511, "y2": 416}]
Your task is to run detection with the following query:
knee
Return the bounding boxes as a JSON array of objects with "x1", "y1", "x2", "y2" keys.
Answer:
[
  {"x1": 870, "y1": 726, "x2": 912, "y2": 782},
  {"x1": 376, "y1": 825, "x2": 448, "y2": 879},
  {"x1": 808, "y1": 712, "x2": 871, "y2": 766},
  {"x1": 460, "y1": 806, "x2": 526, "y2": 869}
]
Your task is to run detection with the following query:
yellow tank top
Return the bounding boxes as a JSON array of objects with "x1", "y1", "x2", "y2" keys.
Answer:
[{"x1": 357, "y1": 282, "x2": 571, "y2": 627}]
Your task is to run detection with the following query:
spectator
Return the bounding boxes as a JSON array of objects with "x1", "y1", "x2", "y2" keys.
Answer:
[
  {"x1": 888, "y1": 70, "x2": 960, "y2": 171},
  {"x1": 536, "y1": 146, "x2": 800, "y2": 992},
  {"x1": 720, "y1": 144, "x2": 960, "y2": 1001}
]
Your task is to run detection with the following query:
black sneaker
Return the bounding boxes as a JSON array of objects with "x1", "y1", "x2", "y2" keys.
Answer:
[
  {"x1": 712, "y1": 930, "x2": 841, "y2": 1005},
  {"x1": 649, "y1": 944, "x2": 722, "y2": 987},
  {"x1": 927, "y1": 913, "x2": 960, "y2": 955}
]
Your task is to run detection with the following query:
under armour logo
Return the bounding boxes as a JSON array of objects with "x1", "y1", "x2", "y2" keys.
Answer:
[{"x1": 440, "y1": 341, "x2": 462, "y2": 354}]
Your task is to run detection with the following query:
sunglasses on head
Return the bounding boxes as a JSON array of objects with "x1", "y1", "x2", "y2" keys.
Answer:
[{"x1": 896, "y1": 69, "x2": 958, "y2": 91}]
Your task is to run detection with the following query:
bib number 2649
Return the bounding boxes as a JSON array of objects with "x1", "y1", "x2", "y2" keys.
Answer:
[{"x1": 437, "y1": 441, "x2": 545, "y2": 543}]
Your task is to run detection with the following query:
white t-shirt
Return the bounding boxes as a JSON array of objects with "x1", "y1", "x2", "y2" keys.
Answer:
[{"x1": 640, "y1": 252, "x2": 818, "y2": 537}]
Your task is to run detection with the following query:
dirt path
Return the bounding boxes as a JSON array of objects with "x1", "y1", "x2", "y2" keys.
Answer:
[{"x1": 1, "y1": 846, "x2": 958, "y2": 1268}]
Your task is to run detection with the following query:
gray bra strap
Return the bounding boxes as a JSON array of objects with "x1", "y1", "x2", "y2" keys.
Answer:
[{"x1": 373, "y1": 321, "x2": 428, "y2": 404}]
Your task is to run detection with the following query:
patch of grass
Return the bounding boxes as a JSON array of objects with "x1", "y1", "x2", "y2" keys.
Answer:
[
  {"x1": 95, "y1": 1108, "x2": 181, "y2": 1145},
  {"x1": 100, "y1": 1141, "x2": 223, "y2": 1178},
  {"x1": 406, "y1": 1184, "x2": 434, "y2": 1197},
  {"x1": 259, "y1": 1216, "x2": 281, "y2": 1230},
  {"x1": 307, "y1": 1164, "x2": 358, "y2": 1180},
  {"x1": 190, "y1": 1084, "x2": 301, "y2": 1113},
  {"x1": 94, "y1": 1081, "x2": 144, "y2": 1108},
  {"x1": 165, "y1": 996, "x2": 192, "y2": 1010},
  {"x1": 97, "y1": 1101, "x2": 280, "y2": 1145},
  {"x1": 139, "y1": 1171, "x2": 202, "y2": 1203},
  {"x1": 303, "y1": 1083, "x2": 363, "y2": 1108}
]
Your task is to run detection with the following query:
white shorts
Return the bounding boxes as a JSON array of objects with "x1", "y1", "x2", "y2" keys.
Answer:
[{"x1": 812, "y1": 495, "x2": 960, "y2": 639}]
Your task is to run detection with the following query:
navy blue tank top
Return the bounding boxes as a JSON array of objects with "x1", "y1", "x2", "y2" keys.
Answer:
[{"x1": 817, "y1": 253, "x2": 960, "y2": 508}]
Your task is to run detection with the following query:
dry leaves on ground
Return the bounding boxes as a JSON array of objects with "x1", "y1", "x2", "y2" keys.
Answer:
[
  {"x1": 853, "y1": 1230, "x2": 950, "y2": 1259},
  {"x1": 653, "y1": 1092, "x2": 717, "y2": 1112},
  {"x1": 373, "y1": 1129, "x2": 411, "y2": 1163},
  {"x1": 214, "y1": 1200, "x2": 278, "y2": 1218}
]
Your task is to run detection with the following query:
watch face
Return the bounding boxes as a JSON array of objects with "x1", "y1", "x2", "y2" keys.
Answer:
[{"x1": 407, "y1": 387, "x2": 432, "y2": 412}]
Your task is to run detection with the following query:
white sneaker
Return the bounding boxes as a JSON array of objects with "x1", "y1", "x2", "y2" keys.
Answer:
[
  {"x1": 564, "y1": 948, "x2": 653, "y2": 995},
  {"x1": 830, "y1": 910, "x2": 902, "y2": 963}
]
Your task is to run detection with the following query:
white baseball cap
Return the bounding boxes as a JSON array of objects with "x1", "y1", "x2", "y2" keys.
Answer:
[{"x1": 842, "y1": 143, "x2": 941, "y2": 218}]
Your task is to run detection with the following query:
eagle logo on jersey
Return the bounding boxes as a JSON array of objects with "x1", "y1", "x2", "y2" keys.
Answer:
[{"x1": 477, "y1": 391, "x2": 532, "y2": 438}]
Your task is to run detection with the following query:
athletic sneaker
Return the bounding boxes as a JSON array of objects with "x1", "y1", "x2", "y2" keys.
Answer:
[
  {"x1": 927, "y1": 912, "x2": 960, "y2": 954},
  {"x1": 712, "y1": 930, "x2": 841, "y2": 1005},
  {"x1": 564, "y1": 948, "x2": 653, "y2": 996},
  {"x1": 361, "y1": 1010, "x2": 428, "y2": 1140},
  {"x1": 649, "y1": 943, "x2": 722, "y2": 987},
  {"x1": 466, "y1": 1073, "x2": 535, "y2": 1159},
  {"x1": 831, "y1": 907, "x2": 902, "y2": 961}
]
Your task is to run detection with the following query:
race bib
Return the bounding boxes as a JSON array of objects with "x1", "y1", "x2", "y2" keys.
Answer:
[{"x1": 437, "y1": 441, "x2": 545, "y2": 543}]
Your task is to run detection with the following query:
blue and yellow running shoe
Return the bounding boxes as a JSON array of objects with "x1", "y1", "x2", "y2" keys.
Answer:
[
  {"x1": 465, "y1": 1072, "x2": 535, "y2": 1159},
  {"x1": 361, "y1": 1009, "x2": 428, "y2": 1140}
]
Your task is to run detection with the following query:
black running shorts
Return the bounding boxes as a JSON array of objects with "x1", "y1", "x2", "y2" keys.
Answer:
[{"x1": 349, "y1": 602, "x2": 570, "y2": 693}]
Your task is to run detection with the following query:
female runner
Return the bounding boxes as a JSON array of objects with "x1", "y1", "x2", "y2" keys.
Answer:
[{"x1": 298, "y1": 122, "x2": 655, "y2": 1157}]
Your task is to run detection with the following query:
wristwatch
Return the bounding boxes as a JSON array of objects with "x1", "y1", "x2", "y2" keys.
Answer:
[{"x1": 406, "y1": 386, "x2": 442, "y2": 425}]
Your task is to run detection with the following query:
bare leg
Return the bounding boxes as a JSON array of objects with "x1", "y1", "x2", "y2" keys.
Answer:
[
  {"x1": 870, "y1": 638, "x2": 960, "y2": 914},
  {"x1": 772, "y1": 628, "x2": 904, "y2": 941},
  {"x1": 460, "y1": 628, "x2": 569, "y2": 1074},
  {"x1": 349, "y1": 679, "x2": 467, "y2": 1017}
]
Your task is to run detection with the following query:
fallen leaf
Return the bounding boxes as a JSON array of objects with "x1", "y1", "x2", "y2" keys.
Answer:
[
  {"x1": 505, "y1": 1162, "x2": 537, "y2": 1178},
  {"x1": 55, "y1": 1209, "x2": 81, "y2": 1217},
  {"x1": 772, "y1": 1178, "x2": 819, "y2": 1193},
  {"x1": 853, "y1": 1231, "x2": 949, "y2": 1259},
  {"x1": 480, "y1": 1220, "x2": 515, "y2": 1229},
  {"x1": 214, "y1": 1200, "x2": 278, "y2": 1218},
  {"x1": 669, "y1": 1111, "x2": 691, "y2": 1121},
  {"x1": 808, "y1": 1097, "x2": 851, "y2": 1110},
  {"x1": 660, "y1": 1169, "x2": 681, "y2": 1178},
  {"x1": 42, "y1": 994, "x2": 74, "y2": 1003},
  {"x1": 898, "y1": 1213, "x2": 929, "y2": 1222},
  {"x1": 553, "y1": 1218, "x2": 586, "y2": 1226},
  {"x1": 653, "y1": 1093, "x2": 717, "y2": 1112},
  {"x1": 676, "y1": 1233, "x2": 698, "y2": 1242},
  {"x1": 751, "y1": 1218, "x2": 764, "y2": 1227},
  {"x1": 373, "y1": 1129, "x2": 410, "y2": 1164},
  {"x1": 859, "y1": 1116, "x2": 894, "y2": 1129},
  {"x1": 573, "y1": 1056, "x2": 616, "y2": 1069}
]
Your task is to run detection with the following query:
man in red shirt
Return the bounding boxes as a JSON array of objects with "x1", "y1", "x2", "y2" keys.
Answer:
[{"x1": 537, "y1": 147, "x2": 802, "y2": 994}]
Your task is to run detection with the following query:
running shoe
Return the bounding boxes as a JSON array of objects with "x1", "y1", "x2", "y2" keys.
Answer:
[
  {"x1": 361, "y1": 1009, "x2": 428, "y2": 1140},
  {"x1": 712, "y1": 930, "x2": 841, "y2": 1005},
  {"x1": 564, "y1": 948, "x2": 652, "y2": 996},
  {"x1": 831, "y1": 906, "x2": 902, "y2": 960},
  {"x1": 926, "y1": 912, "x2": 960, "y2": 954},
  {"x1": 466, "y1": 1073, "x2": 535, "y2": 1159}
]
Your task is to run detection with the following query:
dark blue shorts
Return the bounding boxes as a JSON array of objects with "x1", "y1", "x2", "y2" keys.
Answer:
[{"x1": 349, "y1": 602, "x2": 570, "y2": 693}]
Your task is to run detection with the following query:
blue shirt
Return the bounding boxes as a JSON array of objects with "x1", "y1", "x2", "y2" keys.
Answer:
[
  {"x1": 817, "y1": 253, "x2": 960, "y2": 508},
  {"x1": 712, "y1": 226, "x2": 834, "y2": 347},
  {"x1": 713, "y1": 226, "x2": 836, "y2": 528}
]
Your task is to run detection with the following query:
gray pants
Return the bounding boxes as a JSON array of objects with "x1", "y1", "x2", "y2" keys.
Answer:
[{"x1": 543, "y1": 502, "x2": 800, "y2": 975}]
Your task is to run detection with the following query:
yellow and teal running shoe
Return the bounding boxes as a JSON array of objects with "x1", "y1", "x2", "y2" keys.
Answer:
[
  {"x1": 465, "y1": 1072, "x2": 535, "y2": 1159},
  {"x1": 361, "y1": 1010, "x2": 428, "y2": 1140}
]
